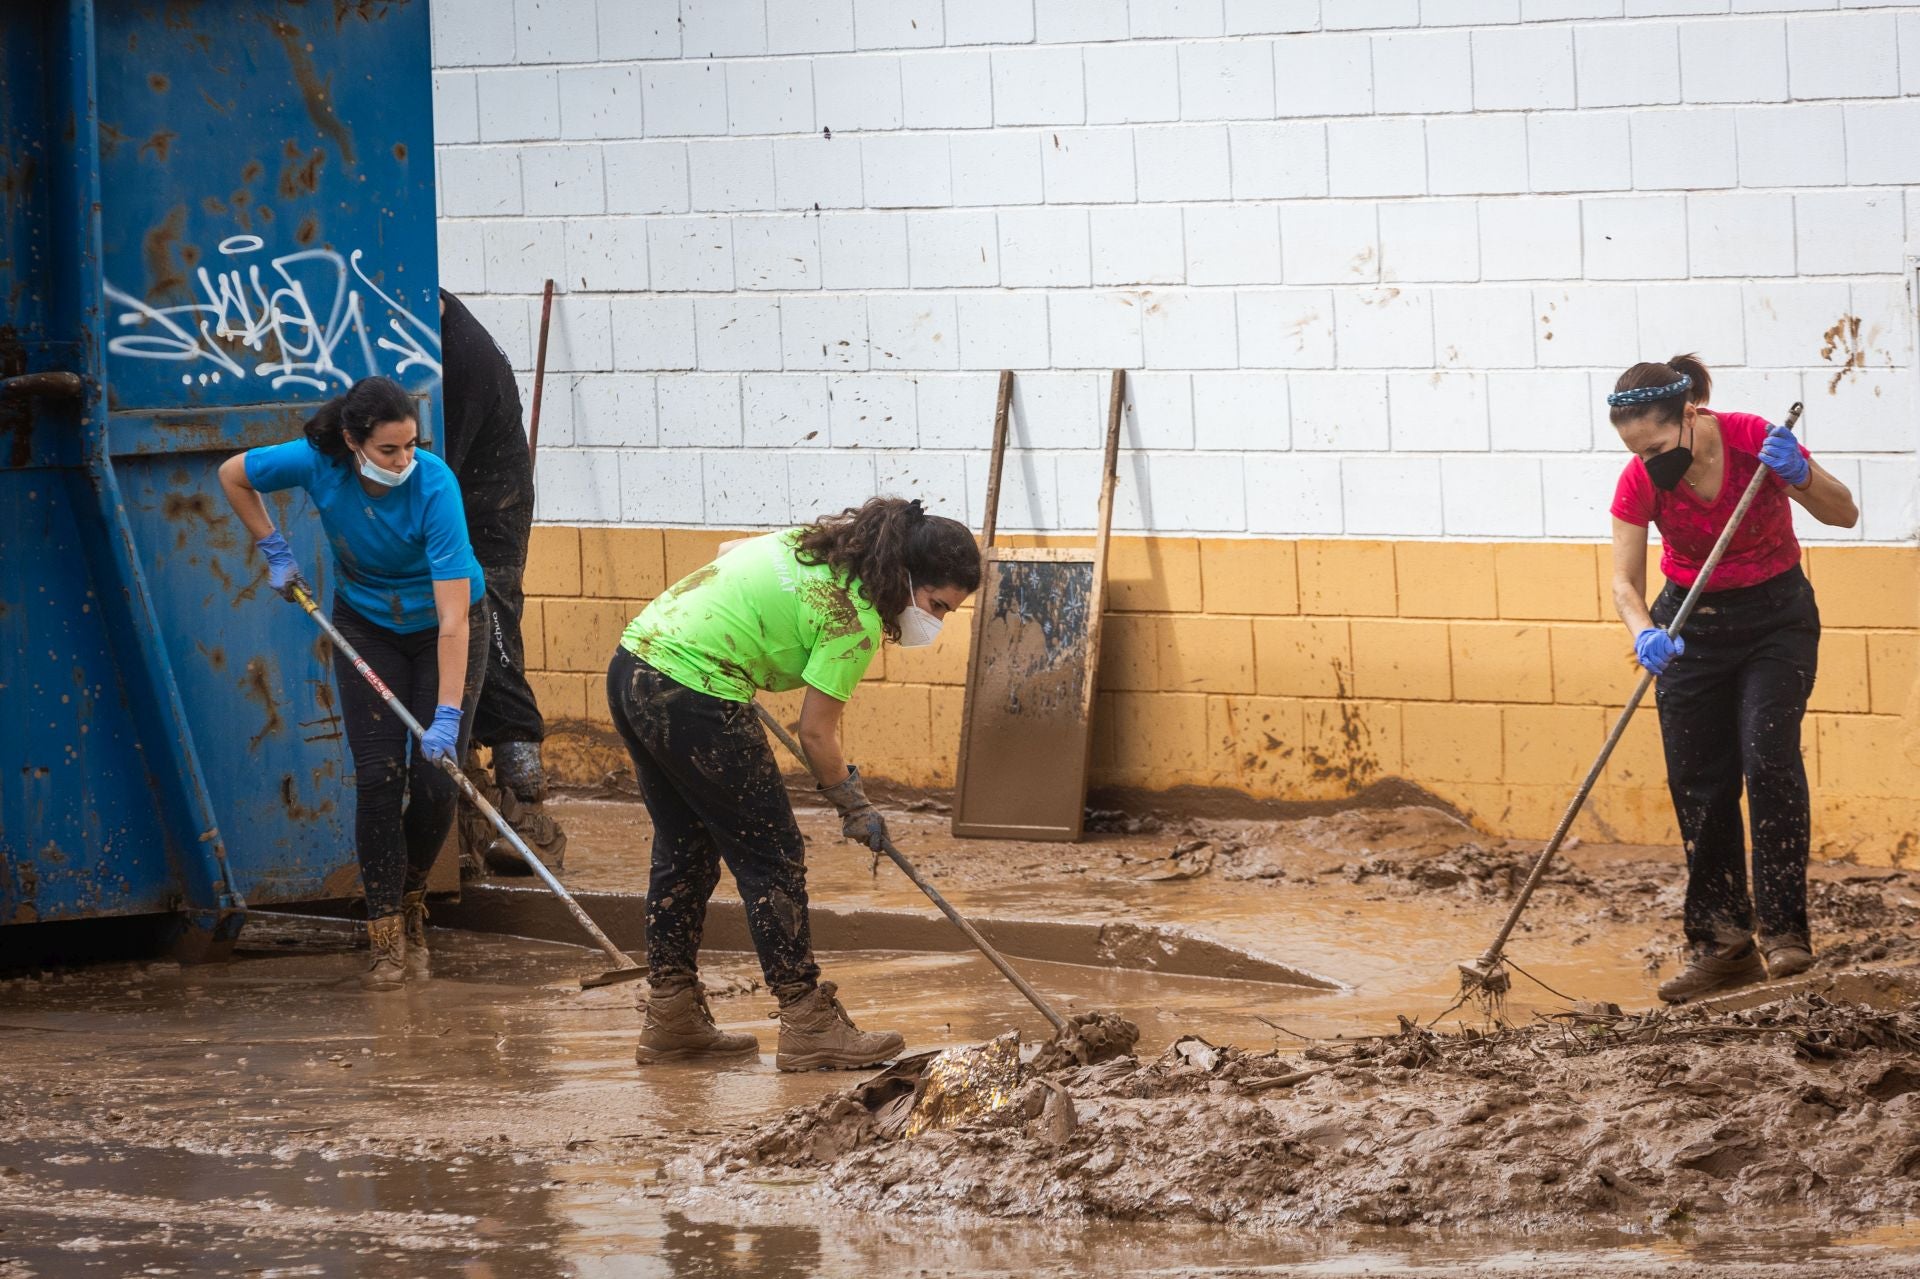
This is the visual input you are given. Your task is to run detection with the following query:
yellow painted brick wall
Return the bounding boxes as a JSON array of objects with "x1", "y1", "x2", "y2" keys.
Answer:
[{"x1": 525, "y1": 527, "x2": 1920, "y2": 865}]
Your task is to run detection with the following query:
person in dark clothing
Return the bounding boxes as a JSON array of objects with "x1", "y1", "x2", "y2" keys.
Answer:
[
  {"x1": 1607, "y1": 354, "x2": 1858, "y2": 1004},
  {"x1": 437, "y1": 289, "x2": 566, "y2": 873}
]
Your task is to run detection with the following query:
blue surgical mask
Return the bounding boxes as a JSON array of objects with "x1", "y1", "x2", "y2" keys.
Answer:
[{"x1": 358, "y1": 452, "x2": 417, "y2": 488}]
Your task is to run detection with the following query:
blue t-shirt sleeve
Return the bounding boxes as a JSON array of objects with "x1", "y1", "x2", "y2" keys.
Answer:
[
  {"x1": 243, "y1": 439, "x2": 320, "y2": 493},
  {"x1": 421, "y1": 467, "x2": 477, "y2": 582}
]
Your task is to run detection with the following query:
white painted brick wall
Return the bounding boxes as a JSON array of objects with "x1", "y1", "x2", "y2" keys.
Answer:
[{"x1": 437, "y1": 0, "x2": 1920, "y2": 545}]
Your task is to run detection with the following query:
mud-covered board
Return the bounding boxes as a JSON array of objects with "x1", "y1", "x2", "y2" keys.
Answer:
[{"x1": 951, "y1": 547, "x2": 1102, "y2": 841}]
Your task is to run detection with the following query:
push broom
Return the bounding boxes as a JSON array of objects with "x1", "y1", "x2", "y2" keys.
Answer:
[{"x1": 1458, "y1": 401, "x2": 1804, "y2": 1000}]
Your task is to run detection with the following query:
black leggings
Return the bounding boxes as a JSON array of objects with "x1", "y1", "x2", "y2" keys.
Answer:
[
  {"x1": 334, "y1": 598, "x2": 489, "y2": 918},
  {"x1": 1651, "y1": 566, "x2": 1819, "y2": 951},
  {"x1": 605, "y1": 647, "x2": 819, "y2": 997}
]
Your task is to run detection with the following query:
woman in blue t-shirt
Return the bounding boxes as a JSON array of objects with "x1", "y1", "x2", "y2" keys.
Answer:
[{"x1": 218, "y1": 376, "x2": 488, "y2": 991}]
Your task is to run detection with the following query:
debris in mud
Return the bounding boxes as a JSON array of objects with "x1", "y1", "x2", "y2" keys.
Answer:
[
  {"x1": 904, "y1": 1032, "x2": 1021, "y2": 1137},
  {"x1": 1084, "y1": 808, "x2": 1164, "y2": 835},
  {"x1": 1132, "y1": 839, "x2": 1216, "y2": 881},
  {"x1": 1028, "y1": 1011, "x2": 1141, "y2": 1073},
  {"x1": 727, "y1": 1011, "x2": 1140, "y2": 1166},
  {"x1": 1208, "y1": 807, "x2": 1599, "y2": 902},
  {"x1": 711, "y1": 989, "x2": 1920, "y2": 1232}
]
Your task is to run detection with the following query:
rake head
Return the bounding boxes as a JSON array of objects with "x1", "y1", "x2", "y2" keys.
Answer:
[{"x1": 1457, "y1": 955, "x2": 1512, "y2": 1000}]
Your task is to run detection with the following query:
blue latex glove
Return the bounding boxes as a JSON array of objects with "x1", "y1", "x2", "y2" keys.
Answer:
[
  {"x1": 419, "y1": 704, "x2": 463, "y2": 764},
  {"x1": 255, "y1": 531, "x2": 307, "y2": 602},
  {"x1": 1635, "y1": 628, "x2": 1686, "y2": 676},
  {"x1": 1758, "y1": 423, "x2": 1810, "y2": 488}
]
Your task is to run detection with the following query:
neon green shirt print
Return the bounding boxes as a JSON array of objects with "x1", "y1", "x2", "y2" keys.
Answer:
[{"x1": 619, "y1": 531, "x2": 884, "y2": 703}]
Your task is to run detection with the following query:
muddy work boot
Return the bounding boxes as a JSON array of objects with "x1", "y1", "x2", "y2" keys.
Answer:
[
  {"x1": 362, "y1": 915, "x2": 406, "y2": 992},
  {"x1": 1762, "y1": 936, "x2": 1815, "y2": 979},
  {"x1": 400, "y1": 891, "x2": 431, "y2": 982},
  {"x1": 634, "y1": 978, "x2": 759, "y2": 1064},
  {"x1": 1656, "y1": 939, "x2": 1766, "y2": 1004},
  {"x1": 775, "y1": 981, "x2": 904, "y2": 1072},
  {"x1": 482, "y1": 741, "x2": 568, "y2": 876}
]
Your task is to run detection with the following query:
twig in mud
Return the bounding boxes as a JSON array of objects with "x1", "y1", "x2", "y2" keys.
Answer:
[
  {"x1": 1423, "y1": 991, "x2": 1476, "y2": 1029},
  {"x1": 1250, "y1": 1015, "x2": 1313, "y2": 1040},
  {"x1": 1501, "y1": 956, "x2": 1581, "y2": 1003},
  {"x1": 1241, "y1": 1066, "x2": 1336, "y2": 1091}
]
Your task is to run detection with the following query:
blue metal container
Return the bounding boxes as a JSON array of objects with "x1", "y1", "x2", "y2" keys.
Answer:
[{"x1": 1, "y1": 0, "x2": 441, "y2": 957}]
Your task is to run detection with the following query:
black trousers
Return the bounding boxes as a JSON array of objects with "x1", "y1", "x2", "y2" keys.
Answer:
[
  {"x1": 334, "y1": 598, "x2": 490, "y2": 918},
  {"x1": 470, "y1": 563, "x2": 546, "y2": 748},
  {"x1": 605, "y1": 647, "x2": 819, "y2": 996},
  {"x1": 1651, "y1": 566, "x2": 1819, "y2": 951}
]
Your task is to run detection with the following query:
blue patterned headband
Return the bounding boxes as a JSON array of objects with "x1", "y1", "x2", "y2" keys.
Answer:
[{"x1": 1606, "y1": 374, "x2": 1691, "y2": 408}]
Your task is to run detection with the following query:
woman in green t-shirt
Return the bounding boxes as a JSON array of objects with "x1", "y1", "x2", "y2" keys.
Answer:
[{"x1": 607, "y1": 497, "x2": 981, "y2": 1071}]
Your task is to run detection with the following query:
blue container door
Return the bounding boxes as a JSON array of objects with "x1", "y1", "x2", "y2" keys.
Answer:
[
  {"x1": 94, "y1": 0, "x2": 443, "y2": 906},
  {"x1": 0, "y1": 0, "x2": 442, "y2": 932}
]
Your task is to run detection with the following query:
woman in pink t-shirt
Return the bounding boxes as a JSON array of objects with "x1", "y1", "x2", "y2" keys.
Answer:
[{"x1": 1607, "y1": 354, "x2": 1858, "y2": 1004}]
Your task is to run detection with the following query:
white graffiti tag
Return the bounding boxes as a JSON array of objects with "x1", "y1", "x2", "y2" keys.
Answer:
[{"x1": 104, "y1": 236, "x2": 442, "y2": 392}]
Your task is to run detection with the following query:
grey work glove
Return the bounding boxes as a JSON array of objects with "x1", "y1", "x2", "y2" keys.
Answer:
[{"x1": 819, "y1": 764, "x2": 888, "y2": 852}]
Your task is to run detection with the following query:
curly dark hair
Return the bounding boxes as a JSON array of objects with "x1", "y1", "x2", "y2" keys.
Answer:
[
  {"x1": 794, "y1": 497, "x2": 982, "y2": 642},
  {"x1": 302, "y1": 375, "x2": 418, "y2": 466}
]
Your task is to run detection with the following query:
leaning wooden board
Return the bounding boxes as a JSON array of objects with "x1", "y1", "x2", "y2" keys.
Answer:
[
  {"x1": 952, "y1": 371, "x2": 1123, "y2": 842},
  {"x1": 951, "y1": 548, "x2": 1100, "y2": 839}
]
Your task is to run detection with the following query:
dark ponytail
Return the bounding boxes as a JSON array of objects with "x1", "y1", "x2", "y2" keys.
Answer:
[
  {"x1": 303, "y1": 375, "x2": 417, "y2": 466},
  {"x1": 793, "y1": 497, "x2": 982, "y2": 642},
  {"x1": 1608, "y1": 353, "x2": 1712, "y2": 429}
]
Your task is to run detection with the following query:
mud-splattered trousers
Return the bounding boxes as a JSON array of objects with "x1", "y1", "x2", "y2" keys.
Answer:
[
  {"x1": 334, "y1": 598, "x2": 490, "y2": 919},
  {"x1": 472, "y1": 564, "x2": 545, "y2": 749},
  {"x1": 1651, "y1": 565, "x2": 1819, "y2": 951},
  {"x1": 605, "y1": 648, "x2": 821, "y2": 997}
]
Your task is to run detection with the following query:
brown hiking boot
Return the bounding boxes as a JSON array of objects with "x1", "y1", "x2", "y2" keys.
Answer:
[
  {"x1": 1656, "y1": 939, "x2": 1765, "y2": 1004},
  {"x1": 634, "y1": 978, "x2": 758, "y2": 1064},
  {"x1": 1763, "y1": 937, "x2": 1814, "y2": 979},
  {"x1": 401, "y1": 891, "x2": 431, "y2": 982},
  {"x1": 776, "y1": 981, "x2": 904, "y2": 1072},
  {"x1": 362, "y1": 915, "x2": 406, "y2": 992}
]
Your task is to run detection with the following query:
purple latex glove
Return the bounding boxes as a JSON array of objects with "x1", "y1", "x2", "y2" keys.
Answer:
[
  {"x1": 1635, "y1": 627, "x2": 1686, "y2": 676},
  {"x1": 419, "y1": 704, "x2": 463, "y2": 764},
  {"x1": 255, "y1": 531, "x2": 308, "y2": 602},
  {"x1": 1758, "y1": 423, "x2": 1810, "y2": 488}
]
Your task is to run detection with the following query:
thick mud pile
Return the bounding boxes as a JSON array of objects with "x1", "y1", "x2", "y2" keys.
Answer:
[{"x1": 711, "y1": 990, "x2": 1920, "y2": 1231}]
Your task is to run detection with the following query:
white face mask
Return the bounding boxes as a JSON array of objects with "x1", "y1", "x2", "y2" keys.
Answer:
[
  {"x1": 895, "y1": 576, "x2": 943, "y2": 648},
  {"x1": 357, "y1": 450, "x2": 417, "y2": 489}
]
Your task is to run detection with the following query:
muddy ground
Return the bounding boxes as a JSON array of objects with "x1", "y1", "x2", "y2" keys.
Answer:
[{"x1": 4, "y1": 791, "x2": 1919, "y2": 1276}]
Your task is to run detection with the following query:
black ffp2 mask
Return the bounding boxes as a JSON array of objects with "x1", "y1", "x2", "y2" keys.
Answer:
[
  {"x1": 1644, "y1": 444, "x2": 1693, "y2": 491},
  {"x1": 1643, "y1": 421, "x2": 1695, "y2": 492}
]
